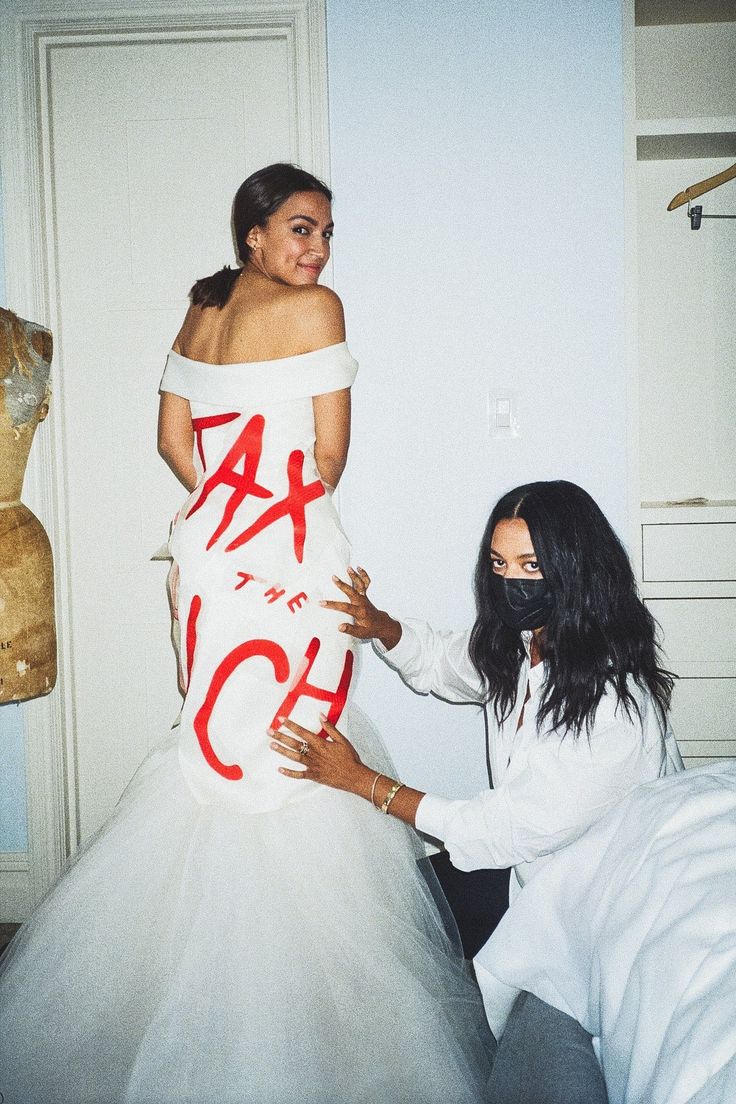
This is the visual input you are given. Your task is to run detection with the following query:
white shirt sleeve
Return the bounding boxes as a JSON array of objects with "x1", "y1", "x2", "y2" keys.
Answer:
[
  {"x1": 373, "y1": 618, "x2": 484, "y2": 703},
  {"x1": 416, "y1": 708, "x2": 659, "y2": 873},
  {"x1": 414, "y1": 793, "x2": 457, "y2": 840}
]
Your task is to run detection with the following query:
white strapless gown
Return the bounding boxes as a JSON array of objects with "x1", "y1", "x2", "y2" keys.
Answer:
[{"x1": 0, "y1": 342, "x2": 494, "y2": 1103}]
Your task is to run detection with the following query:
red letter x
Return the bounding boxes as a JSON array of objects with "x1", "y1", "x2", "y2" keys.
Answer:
[{"x1": 225, "y1": 449, "x2": 324, "y2": 564}]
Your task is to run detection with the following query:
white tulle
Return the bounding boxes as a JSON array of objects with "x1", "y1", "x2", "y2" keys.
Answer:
[{"x1": 0, "y1": 714, "x2": 493, "y2": 1103}]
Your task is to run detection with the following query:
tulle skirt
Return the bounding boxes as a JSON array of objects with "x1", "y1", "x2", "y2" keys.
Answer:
[{"x1": 0, "y1": 710, "x2": 494, "y2": 1103}]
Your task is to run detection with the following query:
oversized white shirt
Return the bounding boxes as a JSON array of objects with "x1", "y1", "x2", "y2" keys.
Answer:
[{"x1": 375, "y1": 619, "x2": 683, "y2": 898}]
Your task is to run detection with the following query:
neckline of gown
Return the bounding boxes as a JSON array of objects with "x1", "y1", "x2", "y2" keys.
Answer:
[{"x1": 168, "y1": 340, "x2": 349, "y2": 370}]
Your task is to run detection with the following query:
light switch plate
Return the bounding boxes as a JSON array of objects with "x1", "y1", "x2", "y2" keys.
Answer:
[{"x1": 488, "y1": 388, "x2": 520, "y2": 439}]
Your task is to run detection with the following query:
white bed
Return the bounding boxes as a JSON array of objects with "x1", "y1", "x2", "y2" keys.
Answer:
[{"x1": 474, "y1": 760, "x2": 736, "y2": 1104}]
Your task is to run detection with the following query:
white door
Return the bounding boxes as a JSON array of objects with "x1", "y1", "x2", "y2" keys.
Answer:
[{"x1": 30, "y1": 11, "x2": 328, "y2": 848}]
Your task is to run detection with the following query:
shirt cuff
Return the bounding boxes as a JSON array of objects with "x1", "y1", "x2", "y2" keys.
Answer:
[
  {"x1": 415, "y1": 792, "x2": 462, "y2": 841},
  {"x1": 371, "y1": 619, "x2": 418, "y2": 669}
]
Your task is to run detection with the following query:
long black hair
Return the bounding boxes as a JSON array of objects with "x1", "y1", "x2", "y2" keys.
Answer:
[
  {"x1": 468, "y1": 480, "x2": 674, "y2": 737},
  {"x1": 190, "y1": 163, "x2": 333, "y2": 309}
]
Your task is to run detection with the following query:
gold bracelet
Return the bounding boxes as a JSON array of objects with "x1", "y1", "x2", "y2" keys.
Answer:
[
  {"x1": 381, "y1": 780, "x2": 404, "y2": 814},
  {"x1": 370, "y1": 772, "x2": 385, "y2": 808}
]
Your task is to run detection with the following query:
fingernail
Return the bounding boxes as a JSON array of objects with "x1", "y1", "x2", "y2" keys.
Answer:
[
  {"x1": 319, "y1": 712, "x2": 327, "y2": 722},
  {"x1": 319, "y1": 600, "x2": 326, "y2": 606},
  {"x1": 267, "y1": 728, "x2": 274, "y2": 735},
  {"x1": 270, "y1": 741, "x2": 278, "y2": 749}
]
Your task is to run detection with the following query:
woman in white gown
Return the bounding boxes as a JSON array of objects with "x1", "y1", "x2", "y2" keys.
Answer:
[{"x1": 0, "y1": 164, "x2": 494, "y2": 1104}]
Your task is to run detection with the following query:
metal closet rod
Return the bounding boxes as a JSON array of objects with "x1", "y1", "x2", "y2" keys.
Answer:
[{"x1": 686, "y1": 202, "x2": 736, "y2": 229}]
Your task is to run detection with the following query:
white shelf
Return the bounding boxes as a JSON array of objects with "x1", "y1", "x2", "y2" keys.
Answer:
[
  {"x1": 637, "y1": 116, "x2": 736, "y2": 135},
  {"x1": 636, "y1": 0, "x2": 736, "y2": 24},
  {"x1": 636, "y1": 116, "x2": 736, "y2": 159},
  {"x1": 641, "y1": 501, "x2": 736, "y2": 524}
]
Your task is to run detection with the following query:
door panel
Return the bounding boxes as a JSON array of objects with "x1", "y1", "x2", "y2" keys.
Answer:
[{"x1": 49, "y1": 35, "x2": 299, "y2": 839}]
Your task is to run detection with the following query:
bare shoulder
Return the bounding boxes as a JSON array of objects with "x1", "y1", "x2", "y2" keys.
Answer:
[
  {"x1": 296, "y1": 284, "x2": 343, "y2": 313},
  {"x1": 282, "y1": 285, "x2": 346, "y2": 351},
  {"x1": 172, "y1": 303, "x2": 209, "y2": 353}
]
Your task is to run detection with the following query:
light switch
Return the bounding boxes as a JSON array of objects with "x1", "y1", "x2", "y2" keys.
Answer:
[
  {"x1": 488, "y1": 388, "x2": 519, "y2": 439},
  {"x1": 495, "y1": 398, "x2": 511, "y2": 428}
]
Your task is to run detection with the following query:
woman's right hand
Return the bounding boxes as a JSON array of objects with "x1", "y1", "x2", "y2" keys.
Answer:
[{"x1": 321, "y1": 567, "x2": 402, "y2": 650}]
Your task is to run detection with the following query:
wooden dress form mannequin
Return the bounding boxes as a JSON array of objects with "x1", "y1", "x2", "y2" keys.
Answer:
[{"x1": 0, "y1": 307, "x2": 56, "y2": 701}]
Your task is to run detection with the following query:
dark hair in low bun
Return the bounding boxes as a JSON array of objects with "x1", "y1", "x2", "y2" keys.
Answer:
[
  {"x1": 190, "y1": 163, "x2": 332, "y2": 309},
  {"x1": 189, "y1": 265, "x2": 242, "y2": 310}
]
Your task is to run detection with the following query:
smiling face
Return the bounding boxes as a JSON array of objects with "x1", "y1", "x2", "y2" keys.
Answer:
[
  {"x1": 245, "y1": 190, "x2": 333, "y2": 286},
  {"x1": 490, "y1": 518, "x2": 543, "y2": 579}
]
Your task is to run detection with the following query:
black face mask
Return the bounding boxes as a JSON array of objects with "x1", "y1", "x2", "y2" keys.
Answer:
[{"x1": 488, "y1": 575, "x2": 553, "y2": 632}]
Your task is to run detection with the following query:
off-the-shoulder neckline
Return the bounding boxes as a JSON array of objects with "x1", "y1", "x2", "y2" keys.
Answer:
[{"x1": 167, "y1": 340, "x2": 349, "y2": 369}]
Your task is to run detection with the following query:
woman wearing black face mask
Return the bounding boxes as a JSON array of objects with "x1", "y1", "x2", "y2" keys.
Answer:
[{"x1": 271, "y1": 480, "x2": 682, "y2": 941}]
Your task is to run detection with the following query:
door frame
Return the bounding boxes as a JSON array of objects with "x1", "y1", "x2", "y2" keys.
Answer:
[{"x1": 0, "y1": 0, "x2": 329, "y2": 914}]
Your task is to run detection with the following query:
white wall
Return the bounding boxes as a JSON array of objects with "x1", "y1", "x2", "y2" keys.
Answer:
[
  {"x1": 328, "y1": 0, "x2": 627, "y2": 796},
  {"x1": 0, "y1": 1, "x2": 628, "y2": 847}
]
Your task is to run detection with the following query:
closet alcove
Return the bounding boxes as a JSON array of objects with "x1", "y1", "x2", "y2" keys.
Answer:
[{"x1": 626, "y1": 0, "x2": 736, "y2": 764}]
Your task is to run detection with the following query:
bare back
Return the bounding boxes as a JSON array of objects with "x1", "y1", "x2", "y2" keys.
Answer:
[
  {"x1": 174, "y1": 273, "x2": 344, "y2": 365},
  {"x1": 160, "y1": 270, "x2": 349, "y2": 493}
]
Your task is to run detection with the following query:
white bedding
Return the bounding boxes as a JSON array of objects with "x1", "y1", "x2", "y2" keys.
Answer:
[{"x1": 474, "y1": 761, "x2": 736, "y2": 1104}]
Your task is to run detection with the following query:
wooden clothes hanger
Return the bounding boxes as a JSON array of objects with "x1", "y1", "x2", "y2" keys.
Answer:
[{"x1": 668, "y1": 161, "x2": 736, "y2": 211}]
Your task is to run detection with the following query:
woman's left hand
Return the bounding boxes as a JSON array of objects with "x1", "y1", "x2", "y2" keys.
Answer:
[{"x1": 270, "y1": 715, "x2": 373, "y2": 797}]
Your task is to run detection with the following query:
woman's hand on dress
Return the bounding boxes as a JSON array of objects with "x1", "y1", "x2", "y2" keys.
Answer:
[
  {"x1": 271, "y1": 715, "x2": 427, "y2": 828},
  {"x1": 320, "y1": 567, "x2": 402, "y2": 650},
  {"x1": 270, "y1": 715, "x2": 374, "y2": 798}
]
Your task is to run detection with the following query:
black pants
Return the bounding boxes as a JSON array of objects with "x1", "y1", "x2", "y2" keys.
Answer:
[{"x1": 424, "y1": 852, "x2": 511, "y2": 959}]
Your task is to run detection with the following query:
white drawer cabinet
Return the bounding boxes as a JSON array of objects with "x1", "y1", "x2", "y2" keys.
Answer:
[
  {"x1": 646, "y1": 598, "x2": 736, "y2": 677},
  {"x1": 640, "y1": 504, "x2": 736, "y2": 767},
  {"x1": 669, "y1": 679, "x2": 736, "y2": 767},
  {"x1": 643, "y1": 523, "x2": 736, "y2": 582}
]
